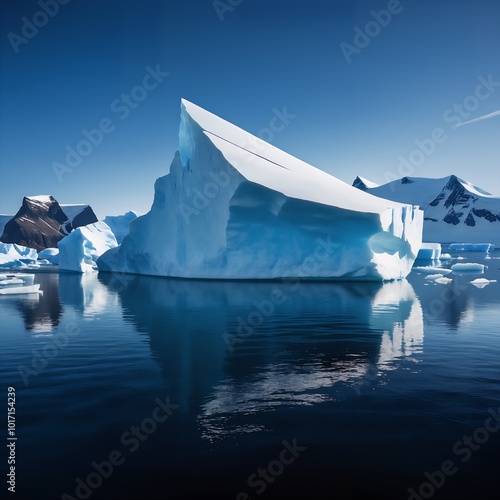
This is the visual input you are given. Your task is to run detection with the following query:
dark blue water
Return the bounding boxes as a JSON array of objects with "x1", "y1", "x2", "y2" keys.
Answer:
[{"x1": 1, "y1": 252, "x2": 500, "y2": 500}]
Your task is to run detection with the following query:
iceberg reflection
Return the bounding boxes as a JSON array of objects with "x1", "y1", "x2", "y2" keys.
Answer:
[
  {"x1": 59, "y1": 273, "x2": 119, "y2": 317},
  {"x1": 8, "y1": 273, "x2": 61, "y2": 334},
  {"x1": 98, "y1": 274, "x2": 423, "y2": 440}
]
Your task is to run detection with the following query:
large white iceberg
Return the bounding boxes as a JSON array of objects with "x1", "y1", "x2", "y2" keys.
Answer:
[
  {"x1": 59, "y1": 221, "x2": 117, "y2": 273},
  {"x1": 98, "y1": 100, "x2": 423, "y2": 280},
  {"x1": 0, "y1": 243, "x2": 38, "y2": 268}
]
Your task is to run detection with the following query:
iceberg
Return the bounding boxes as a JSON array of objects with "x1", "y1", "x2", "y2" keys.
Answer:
[
  {"x1": 451, "y1": 263, "x2": 485, "y2": 273},
  {"x1": 470, "y1": 278, "x2": 497, "y2": 288},
  {"x1": 0, "y1": 243, "x2": 38, "y2": 268},
  {"x1": 448, "y1": 243, "x2": 495, "y2": 253},
  {"x1": 416, "y1": 243, "x2": 442, "y2": 260},
  {"x1": 103, "y1": 211, "x2": 139, "y2": 244},
  {"x1": 412, "y1": 266, "x2": 452, "y2": 275},
  {"x1": 98, "y1": 100, "x2": 423, "y2": 280},
  {"x1": 59, "y1": 221, "x2": 117, "y2": 273}
]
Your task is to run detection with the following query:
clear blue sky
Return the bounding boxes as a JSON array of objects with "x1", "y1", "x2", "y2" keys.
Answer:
[{"x1": 1, "y1": 0, "x2": 499, "y2": 218}]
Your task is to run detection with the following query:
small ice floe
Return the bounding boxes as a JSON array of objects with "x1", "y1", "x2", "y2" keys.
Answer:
[
  {"x1": 451, "y1": 263, "x2": 485, "y2": 274},
  {"x1": 0, "y1": 278, "x2": 25, "y2": 286},
  {"x1": 435, "y1": 277, "x2": 453, "y2": 285},
  {"x1": 0, "y1": 273, "x2": 35, "y2": 286},
  {"x1": 440, "y1": 253, "x2": 453, "y2": 260},
  {"x1": 470, "y1": 278, "x2": 497, "y2": 289},
  {"x1": 425, "y1": 274, "x2": 445, "y2": 281},
  {"x1": 0, "y1": 283, "x2": 41, "y2": 295},
  {"x1": 413, "y1": 266, "x2": 453, "y2": 275}
]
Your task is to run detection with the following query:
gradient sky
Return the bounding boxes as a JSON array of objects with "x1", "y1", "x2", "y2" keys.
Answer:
[{"x1": 1, "y1": 0, "x2": 499, "y2": 218}]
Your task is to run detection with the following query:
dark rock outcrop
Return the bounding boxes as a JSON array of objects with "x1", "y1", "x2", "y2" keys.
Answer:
[{"x1": 0, "y1": 196, "x2": 98, "y2": 251}]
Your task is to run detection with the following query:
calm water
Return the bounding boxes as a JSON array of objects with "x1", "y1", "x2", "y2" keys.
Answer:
[{"x1": 1, "y1": 252, "x2": 500, "y2": 499}]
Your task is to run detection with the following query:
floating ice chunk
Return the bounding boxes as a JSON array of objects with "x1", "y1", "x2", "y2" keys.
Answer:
[
  {"x1": 440, "y1": 253, "x2": 453, "y2": 260},
  {"x1": 0, "y1": 278, "x2": 25, "y2": 286},
  {"x1": 435, "y1": 277, "x2": 453, "y2": 284},
  {"x1": 470, "y1": 278, "x2": 497, "y2": 289},
  {"x1": 59, "y1": 221, "x2": 117, "y2": 273},
  {"x1": 425, "y1": 274, "x2": 444, "y2": 281},
  {"x1": 449, "y1": 243, "x2": 495, "y2": 253},
  {"x1": 412, "y1": 266, "x2": 452, "y2": 275},
  {"x1": 451, "y1": 263, "x2": 485, "y2": 273},
  {"x1": 417, "y1": 243, "x2": 442, "y2": 260}
]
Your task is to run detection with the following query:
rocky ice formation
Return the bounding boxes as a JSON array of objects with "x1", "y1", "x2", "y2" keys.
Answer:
[
  {"x1": 98, "y1": 100, "x2": 423, "y2": 280},
  {"x1": 0, "y1": 196, "x2": 98, "y2": 251},
  {"x1": 59, "y1": 204, "x2": 99, "y2": 235}
]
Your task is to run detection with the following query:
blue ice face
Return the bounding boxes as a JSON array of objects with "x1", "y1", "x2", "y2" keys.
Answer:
[{"x1": 179, "y1": 104, "x2": 195, "y2": 170}]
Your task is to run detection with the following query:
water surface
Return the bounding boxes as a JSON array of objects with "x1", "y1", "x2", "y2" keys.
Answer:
[{"x1": 1, "y1": 253, "x2": 500, "y2": 499}]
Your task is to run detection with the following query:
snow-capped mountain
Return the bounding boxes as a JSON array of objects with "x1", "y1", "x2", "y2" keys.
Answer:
[
  {"x1": 0, "y1": 195, "x2": 98, "y2": 250},
  {"x1": 352, "y1": 176, "x2": 379, "y2": 191},
  {"x1": 98, "y1": 99, "x2": 423, "y2": 281},
  {"x1": 352, "y1": 175, "x2": 500, "y2": 246}
]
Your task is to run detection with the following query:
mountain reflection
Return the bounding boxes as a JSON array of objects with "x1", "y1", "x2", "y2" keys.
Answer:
[{"x1": 99, "y1": 273, "x2": 424, "y2": 440}]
